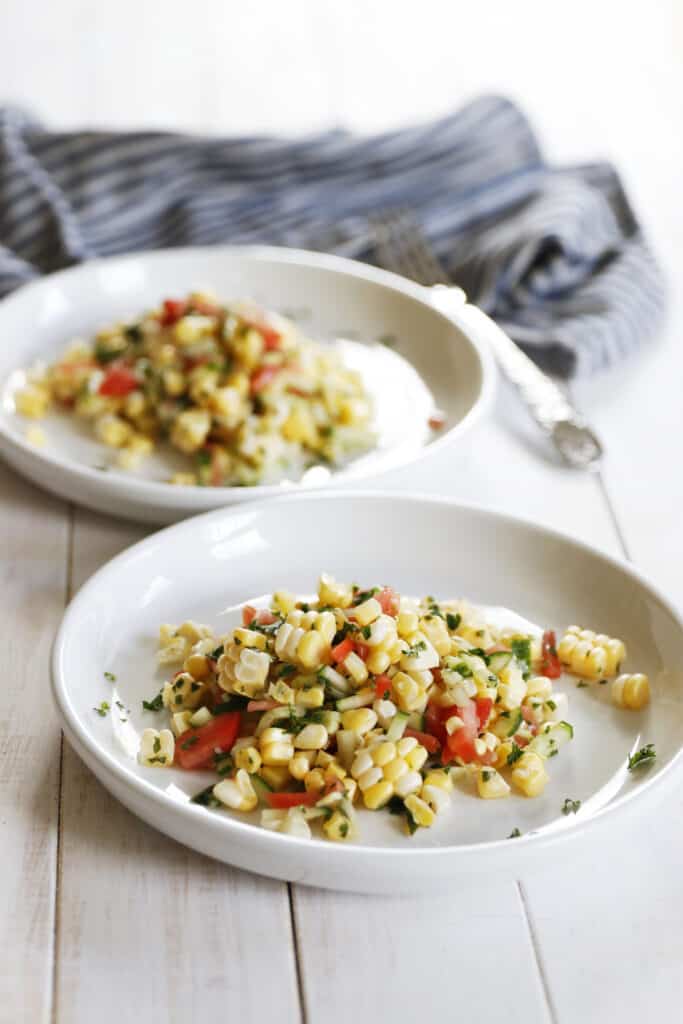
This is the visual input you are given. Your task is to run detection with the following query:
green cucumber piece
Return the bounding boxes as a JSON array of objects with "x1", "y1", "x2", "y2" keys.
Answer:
[
  {"x1": 251, "y1": 775, "x2": 274, "y2": 802},
  {"x1": 528, "y1": 721, "x2": 574, "y2": 759},
  {"x1": 336, "y1": 691, "x2": 373, "y2": 711},
  {"x1": 491, "y1": 707, "x2": 523, "y2": 738},
  {"x1": 386, "y1": 711, "x2": 409, "y2": 742},
  {"x1": 488, "y1": 651, "x2": 513, "y2": 674}
]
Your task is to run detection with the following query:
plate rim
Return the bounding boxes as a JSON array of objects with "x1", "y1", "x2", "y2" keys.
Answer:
[
  {"x1": 51, "y1": 490, "x2": 683, "y2": 867},
  {"x1": 0, "y1": 243, "x2": 496, "y2": 506}
]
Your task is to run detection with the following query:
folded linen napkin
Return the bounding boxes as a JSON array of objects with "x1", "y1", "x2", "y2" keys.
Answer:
[{"x1": 0, "y1": 95, "x2": 664, "y2": 377}]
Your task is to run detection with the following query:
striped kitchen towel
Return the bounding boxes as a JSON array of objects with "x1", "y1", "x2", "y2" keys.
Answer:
[{"x1": 0, "y1": 95, "x2": 665, "y2": 377}]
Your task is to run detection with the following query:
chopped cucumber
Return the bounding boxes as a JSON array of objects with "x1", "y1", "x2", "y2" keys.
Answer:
[
  {"x1": 491, "y1": 707, "x2": 523, "y2": 738},
  {"x1": 336, "y1": 729, "x2": 359, "y2": 770},
  {"x1": 336, "y1": 690, "x2": 374, "y2": 711},
  {"x1": 528, "y1": 721, "x2": 574, "y2": 759},
  {"x1": 319, "y1": 665, "x2": 352, "y2": 697},
  {"x1": 251, "y1": 775, "x2": 274, "y2": 803},
  {"x1": 488, "y1": 651, "x2": 512, "y2": 674},
  {"x1": 386, "y1": 711, "x2": 409, "y2": 742},
  {"x1": 407, "y1": 711, "x2": 425, "y2": 731}
]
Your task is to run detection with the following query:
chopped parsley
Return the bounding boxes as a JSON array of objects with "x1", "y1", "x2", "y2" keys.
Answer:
[
  {"x1": 446, "y1": 612, "x2": 461, "y2": 631},
  {"x1": 510, "y1": 637, "x2": 532, "y2": 676},
  {"x1": 352, "y1": 586, "x2": 379, "y2": 606},
  {"x1": 213, "y1": 694, "x2": 250, "y2": 713},
  {"x1": 561, "y1": 797, "x2": 581, "y2": 815},
  {"x1": 142, "y1": 691, "x2": 164, "y2": 712},
  {"x1": 627, "y1": 743, "x2": 656, "y2": 771},
  {"x1": 577, "y1": 681, "x2": 588, "y2": 688},
  {"x1": 103, "y1": 671, "x2": 116, "y2": 682},
  {"x1": 506, "y1": 744, "x2": 524, "y2": 766},
  {"x1": 508, "y1": 827, "x2": 522, "y2": 839},
  {"x1": 180, "y1": 736, "x2": 199, "y2": 750},
  {"x1": 387, "y1": 795, "x2": 418, "y2": 834},
  {"x1": 93, "y1": 701, "x2": 110, "y2": 717},
  {"x1": 545, "y1": 699, "x2": 557, "y2": 711},
  {"x1": 278, "y1": 663, "x2": 296, "y2": 678},
  {"x1": 190, "y1": 784, "x2": 221, "y2": 809},
  {"x1": 361, "y1": 624, "x2": 372, "y2": 640},
  {"x1": 481, "y1": 769, "x2": 492, "y2": 782},
  {"x1": 153, "y1": 736, "x2": 161, "y2": 754},
  {"x1": 404, "y1": 640, "x2": 427, "y2": 658},
  {"x1": 210, "y1": 645, "x2": 225, "y2": 660}
]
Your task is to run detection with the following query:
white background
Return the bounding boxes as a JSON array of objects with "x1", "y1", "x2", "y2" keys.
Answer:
[{"x1": 1, "y1": 2, "x2": 682, "y2": 1022}]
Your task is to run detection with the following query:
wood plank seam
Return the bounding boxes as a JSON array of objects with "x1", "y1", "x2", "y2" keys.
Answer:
[
  {"x1": 49, "y1": 503, "x2": 74, "y2": 1024},
  {"x1": 287, "y1": 886, "x2": 308, "y2": 1024},
  {"x1": 517, "y1": 881, "x2": 558, "y2": 1024}
]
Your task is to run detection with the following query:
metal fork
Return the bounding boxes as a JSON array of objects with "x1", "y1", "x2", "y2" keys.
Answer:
[{"x1": 372, "y1": 211, "x2": 603, "y2": 469}]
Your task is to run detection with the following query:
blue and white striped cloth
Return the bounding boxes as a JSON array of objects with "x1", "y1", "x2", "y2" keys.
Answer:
[{"x1": 0, "y1": 95, "x2": 664, "y2": 377}]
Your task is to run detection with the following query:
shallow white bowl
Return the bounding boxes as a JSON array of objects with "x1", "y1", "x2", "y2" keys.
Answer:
[
  {"x1": 52, "y1": 492, "x2": 683, "y2": 893},
  {"x1": 0, "y1": 246, "x2": 494, "y2": 523}
]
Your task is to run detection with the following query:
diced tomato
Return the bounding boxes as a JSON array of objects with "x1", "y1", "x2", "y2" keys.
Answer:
[
  {"x1": 374, "y1": 675, "x2": 393, "y2": 700},
  {"x1": 475, "y1": 697, "x2": 493, "y2": 729},
  {"x1": 250, "y1": 364, "x2": 282, "y2": 394},
  {"x1": 425, "y1": 703, "x2": 447, "y2": 746},
  {"x1": 540, "y1": 629, "x2": 562, "y2": 678},
  {"x1": 98, "y1": 365, "x2": 138, "y2": 397},
  {"x1": 174, "y1": 712, "x2": 240, "y2": 770},
  {"x1": 255, "y1": 610, "x2": 278, "y2": 626},
  {"x1": 443, "y1": 699, "x2": 480, "y2": 764},
  {"x1": 428, "y1": 410, "x2": 447, "y2": 429},
  {"x1": 404, "y1": 728, "x2": 440, "y2": 754},
  {"x1": 247, "y1": 699, "x2": 279, "y2": 712},
  {"x1": 160, "y1": 298, "x2": 187, "y2": 326},
  {"x1": 323, "y1": 777, "x2": 345, "y2": 795},
  {"x1": 521, "y1": 705, "x2": 536, "y2": 724},
  {"x1": 242, "y1": 605, "x2": 257, "y2": 626},
  {"x1": 182, "y1": 353, "x2": 212, "y2": 372},
  {"x1": 244, "y1": 318, "x2": 282, "y2": 351},
  {"x1": 264, "y1": 790, "x2": 319, "y2": 809},
  {"x1": 376, "y1": 587, "x2": 400, "y2": 617},
  {"x1": 331, "y1": 636, "x2": 355, "y2": 663},
  {"x1": 191, "y1": 298, "x2": 219, "y2": 316},
  {"x1": 354, "y1": 641, "x2": 370, "y2": 661},
  {"x1": 515, "y1": 735, "x2": 529, "y2": 747}
]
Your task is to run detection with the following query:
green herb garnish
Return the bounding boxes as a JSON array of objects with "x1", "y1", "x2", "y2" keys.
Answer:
[
  {"x1": 190, "y1": 784, "x2": 221, "y2": 808},
  {"x1": 446, "y1": 612, "x2": 461, "y2": 631},
  {"x1": 627, "y1": 743, "x2": 656, "y2": 771},
  {"x1": 93, "y1": 701, "x2": 110, "y2": 717},
  {"x1": 506, "y1": 744, "x2": 523, "y2": 766},
  {"x1": 508, "y1": 827, "x2": 522, "y2": 839},
  {"x1": 561, "y1": 797, "x2": 581, "y2": 815},
  {"x1": 104, "y1": 671, "x2": 116, "y2": 682},
  {"x1": 181, "y1": 736, "x2": 199, "y2": 750},
  {"x1": 142, "y1": 691, "x2": 164, "y2": 712}
]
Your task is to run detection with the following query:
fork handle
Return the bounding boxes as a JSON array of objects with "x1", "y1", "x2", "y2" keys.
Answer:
[{"x1": 442, "y1": 295, "x2": 577, "y2": 432}]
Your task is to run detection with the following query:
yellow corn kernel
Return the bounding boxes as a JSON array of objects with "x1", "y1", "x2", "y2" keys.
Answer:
[
  {"x1": 297, "y1": 630, "x2": 327, "y2": 670},
  {"x1": 405, "y1": 745, "x2": 428, "y2": 772},
  {"x1": 189, "y1": 706, "x2": 212, "y2": 728},
  {"x1": 420, "y1": 784, "x2": 450, "y2": 815},
  {"x1": 294, "y1": 724, "x2": 329, "y2": 750},
  {"x1": 357, "y1": 765, "x2": 383, "y2": 792},
  {"x1": 396, "y1": 735, "x2": 418, "y2": 758},
  {"x1": 272, "y1": 590, "x2": 296, "y2": 615},
  {"x1": 318, "y1": 573, "x2": 353, "y2": 609},
  {"x1": 261, "y1": 740, "x2": 295, "y2": 766},
  {"x1": 370, "y1": 741, "x2": 397, "y2": 767},
  {"x1": 392, "y1": 672, "x2": 426, "y2": 713},
  {"x1": 288, "y1": 751, "x2": 314, "y2": 780},
  {"x1": 95, "y1": 413, "x2": 132, "y2": 448},
  {"x1": 344, "y1": 651, "x2": 369, "y2": 685},
  {"x1": 234, "y1": 746, "x2": 262, "y2": 774},
  {"x1": 184, "y1": 652, "x2": 211, "y2": 680},
  {"x1": 282, "y1": 404, "x2": 317, "y2": 445},
  {"x1": 342, "y1": 777, "x2": 358, "y2": 802},
  {"x1": 304, "y1": 768, "x2": 326, "y2": 794},
  {"x1": 404, "y1": 793, "x2": 435, "y2": 828},
  {"x1": 259, "y1": 765, "x2": 291, "y2": 791},
  {"x1": 162, "y1": 369, "x2": 186, "y2": 396},
  {"x1": 511, "y1": 751, "x2": 549, "y2": 797},
  {"x1": 477, "y1": 767, "x2": 511, "y2": 799},
  {"x1": 558, "y1": 626, "x2": 626, "y2": 679},
  {"x1": 495, "y1": 741, "x2": 514, "y2": 770},
  {"x1": 324, "y1": 762, "x2": 347, "y2": 782},
  {"x1": 171, "y1": 711, "x2": 192, "y2": 736},
  {"x1": 423, "y1": 769, "x2": 453, "y2": 793},
  {"x1": 294, "y1": 685, "x2": 325, "y2": 709},
  {"x1": 420, "y1": 615, "x2": 451, "y2": 656},
  {"x1": 314, "y1": 750, "x2": 335, "y2": 769},
  {"x1": 323, "y1": 809, "x2": 354, "y2": 841},
  {"x1": 138, "y1": 728, "x2": 174, "y2": 767},
  {"x1": 15, "y1": 385, "x2": 50, "y2": 418},
  {"x1": 366, "y1": 648, "x2": 392, "y2": 676},
  {"x1": 397, "y1": 609, "x2": 419, "y2": 637},
  {"x1": 612, "y1": 673, "x2": 650, "y2": 710},
  {"x1": 351, "y1": 597, "x2": 382, "y2": 627},
  {"x1": 173, "y1": 314, "x2": 215, "y2": 345},
  {"x1": 382, "y1": 757, "x2": 408, "y2": 784},
  {"x1": 340, "y1": 708, "x2": 377, "y2": 735},
  {"x1": 162, "y1": 672, "x2": 207, "y2": 711},
  {"x1": 213, "y1": 769, "x2": 257, "y2": 812},
  {"x1": 170, "y1": 472, "x2": 197, "y2": 486},
  {"x1": 362, "y1": 779, "x2": 394, "y2": 810},
  {"x1": 233, "y1": 627, "x2": 267, "y2": 650},
  {"x1": 170, "y1": 408, "x2": 211, "y2": 453}
]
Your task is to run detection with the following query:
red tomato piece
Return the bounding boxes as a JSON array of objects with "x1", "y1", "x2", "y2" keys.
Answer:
[
  {"x1": 374, "y1": 675, "x2": 393, "y2": 700},
  {"x1": 255, "y1": 610, "x2": 278, "y2": 626},
  {"x1": 242, "y1": 605, "x2": 257, "y2": 626},
  {"x1": 376, "y1": 587, "x2": 400, "y2": 617},
  {"x1": 98, "y1": 365, "x2": 139, "y2": 397},
  {"x1": 354, "y1": 641, "x2": 370, "y2": 661},
  {"x1": 475, "y1": 697, "x2": 493, "y2": 729},
  {"x1": 250, "y1": 365, "x2": 282, "y2": 394},
  {"x1": 264, "y1": 790, "x2": 319, "y2": 809},
  {"x1": 331, "y1": 636, "x2": 355, "y2": 663},
  {"x1": 424, "y1": 704, "x2": 447, "y2": 746},
  {"x1": 428, "y1": 410, "x2": 446, "y2": 429},
  {"x1": 446, "y1": 727, "x2": 478, "y2": 764},
  {"x1": 174, "y1": 712, "x2": 241, "y2": 770},
  {"x1": 247, "y1": 320, "x2": 282, "y2": 351},
  {"x1": 540, "y1": 629, "x2": 562, "y2": 678},
  {"x1": 160, "y1": 298, "x2": 187, "y2": 326},
  {"x1": 404, "y1": 728, "x2": 440, "y2": 754}
]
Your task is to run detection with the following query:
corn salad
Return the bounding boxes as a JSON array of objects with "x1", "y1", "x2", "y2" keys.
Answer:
[
  {"x1": 16, "y1": 294, "x2": 375, "y2": 485},
  {"x1": 139, "y1": 578, "x2": 647, "y2": 841}
]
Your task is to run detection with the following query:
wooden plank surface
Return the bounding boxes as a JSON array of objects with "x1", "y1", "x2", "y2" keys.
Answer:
[
  {"x1": 0, "y1": 468, "x2": 68, "y2": 1023},
  {"x1": 53, "y1": 508, "x2": 301, "y2": 1024}
]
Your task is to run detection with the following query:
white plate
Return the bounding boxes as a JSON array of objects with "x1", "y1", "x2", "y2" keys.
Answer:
[
  {"x1": 52, "y1": 492, "x2": 683, "y2": 893},
  {"x1": 0, "y1": 246, "x2": 494, "y2": 523}
]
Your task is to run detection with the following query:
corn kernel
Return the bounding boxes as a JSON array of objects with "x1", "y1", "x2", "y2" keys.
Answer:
[
  {"x1": 612, "y1": 673, "x2": 650, "y2": 710},
  {"x1": 404, "y1": 793, "x2": 435, "y2": 828},
  {"x1": 358, "y1": 765, "x2": 384, "y2": 792},
  {"x1": 295, "y1": 685, "x2": 325, "y2": 709},
  {"x1": 138, "y1": 728, "x2": 174, "y2": 767},
  {"x1": 294, "y1": 724, "x2": 329, "y2": 750},
  {"x1": 477, "y1": 767, "x2": 511, "y2": 799},
  {"x1": 344, "y1": 650, "x2": 369, "y2": 684},
  {"x1": 421, "y1": 783, "x2": 450, "y2": 814},
  {"x1": 189, "y1": 706, "x2": 212, "y2": 728},
  {"x1": 393, "y1": 770, "x2": 422, "y2": 798},
  {"x1": 366, "y1": 648, "x2": 392, "y2": 676},
  {"x1": 341, "y1": 708, "x2": 377, "y2": 735},
  {"x1": 318, "y1": 573, "x2": 353, "y2": 608},
  {"x1": 362, "y1": 779, "x2": 394, "y2": 810},
  {"x1": 213, "y1": 769, "x2": 258, "y2": 812},
  {"x1": 259, "y1": 765, "x2": 291, "y2": 790},
  {"x1": 171, "y1": 711, "x2": 192, "y2": 736},
  {"x1": 511, "y1": 751, "x2": 549, "y2": 797},
  {"x1": 261, "y1": 740, "x2": 295, "y2": 766},
  {"x1": 297, "y1": 630, "x2": 326, "y2": 669},
  {"x1": 304, "y1": 768, "x2": 326, "y2": 793},
  {"x1": 15, "y1": 385, "x2": 50, "y2": 418},
  {"x1": 289, "y1": 751, "x2": 315, "y2": 780},
  {"x1": 396, "y1": 736, "x2": 418, "y2": 758},
  {"x1": 397, "y1": 610, "x2": 419, "y2": 637},
  {"x1": 423, "y1": 770, "x2": 453, "y2": 792},
  {"x1": 323, "y1": 809, "x2": 354, "y2": 841},
  {"x1": 370, "y1": 741, "x2": 397, "y2": 767},
  {"x1": 382, "y1": 757, "x2": 408, "y2": 783},
  {"x1": 234, "y1": 746, "x2": 262, "y2": 773}
]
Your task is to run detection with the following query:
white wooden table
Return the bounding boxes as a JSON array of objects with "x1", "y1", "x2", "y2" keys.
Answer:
[{"x1": 2, "y1": 2, "x2": 682, "y2": 1021}]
